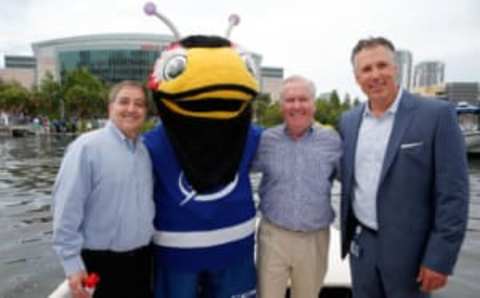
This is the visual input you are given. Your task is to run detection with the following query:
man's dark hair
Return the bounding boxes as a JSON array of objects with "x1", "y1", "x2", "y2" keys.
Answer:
[{"x1": 350, "y1": 37, "x2": 396, "y2": 65}]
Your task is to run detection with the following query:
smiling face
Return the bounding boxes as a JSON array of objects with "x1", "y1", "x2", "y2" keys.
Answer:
[
  {"x1": 354, "y1": 45, "x2": 399, "y2": 107},
  {"x1": 108, "y1": 85, "x2": 147, "y2": 139},
  {"x1": 280, "y1": 79, "x2": 316, "y2": 139}
]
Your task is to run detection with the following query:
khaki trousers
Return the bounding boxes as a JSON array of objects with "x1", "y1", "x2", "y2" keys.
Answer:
[{"x1": 257, "y1": 219, "x2": 330, "y2": 298}]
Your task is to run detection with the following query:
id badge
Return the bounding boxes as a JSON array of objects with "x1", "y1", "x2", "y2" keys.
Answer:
[
  {"x1": 350, "y1": 240, "x2": 362, "y2": 258},
  {"x1": 350, "y1": 226, "x2": 363, "y2": 258}
]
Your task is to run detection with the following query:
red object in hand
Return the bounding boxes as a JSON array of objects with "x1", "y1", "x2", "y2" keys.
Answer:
[{"x1": 83, "y1": 273, "x2": 100, "y2": 289}]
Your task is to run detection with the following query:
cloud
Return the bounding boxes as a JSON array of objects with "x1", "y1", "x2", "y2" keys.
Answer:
[{"x1": 1, "y1": 0, "x2": 478, "y2": 99}]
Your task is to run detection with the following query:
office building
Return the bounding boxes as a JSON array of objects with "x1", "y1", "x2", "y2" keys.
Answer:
[
  {"x1": 32, "y1": 33, "x2": 175, "y2": 85},
  {"x1": 445, "y1": 82, "x2": 480, "y2": 105},
  {"x1": 394, "y1": 50, "x2": 413, "y2": 91},
  {"x1": 413, "y1": 61, "x2": 445, "y2": 88},
  {"x1": 260, "y1": 66, "x2": 284, "y2": 103},
  {"x1": 0, "y1": 55, "x2": 36, "y2": 88}
]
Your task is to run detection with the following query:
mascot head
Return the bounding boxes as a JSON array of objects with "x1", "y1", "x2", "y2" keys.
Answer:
[{"x1": 144, "y1": 2, "x2": 259, "y2": 193}]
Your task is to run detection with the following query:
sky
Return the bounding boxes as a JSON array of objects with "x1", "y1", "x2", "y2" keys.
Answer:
[{"x1": 1, "y1": 0, "x2": 479, "y2": 100}]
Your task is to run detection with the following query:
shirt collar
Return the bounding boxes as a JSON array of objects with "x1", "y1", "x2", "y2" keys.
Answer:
[
  {"x1": 363, "y1": 88, "x2": 403, "y2": 117},
  {"x1": 282, "y1": 122, "x2": 315, "y2": 140},
  {"x1": 106, "y1": 121, "x2": 138, "y2": 151}
]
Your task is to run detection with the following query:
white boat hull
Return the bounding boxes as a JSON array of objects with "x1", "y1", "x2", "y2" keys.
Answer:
[{"x1": 463, "y1": 130, "x2": 480, "y2": 153}]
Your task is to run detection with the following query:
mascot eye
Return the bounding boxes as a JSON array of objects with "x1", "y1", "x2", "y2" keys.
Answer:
[
  {"x1": 163, "y1": 55, "x2": 187, "y2": 80},
  {"x1": 240, "y1": 54, "x2": 258, "y2": 78}
]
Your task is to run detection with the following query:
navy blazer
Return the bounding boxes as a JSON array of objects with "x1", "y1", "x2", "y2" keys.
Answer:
[{"x1": 339, "y1": 90, "x2": 469, "y2": 277}]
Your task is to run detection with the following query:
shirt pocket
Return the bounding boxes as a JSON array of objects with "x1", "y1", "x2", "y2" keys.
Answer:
[
  {"x1": 398, "y1": 140, "x2": 428, "y2": 167},
  {"x1": 266, "y1": 148, "x2": 287, "y2": 179},
  {"x1": 400, "y1": 140, "x2": 424, "y2": 154},
  {"x1": 400, "y1": 141, "x2": 424, "y2": 150},
  {"x1": 311, "y1": 147, "x2": 337, "y2": 182}
]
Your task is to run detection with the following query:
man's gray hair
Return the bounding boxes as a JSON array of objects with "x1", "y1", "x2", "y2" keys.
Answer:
[
  {"x1": 108, "y1": 80, "x2": 147, "y2": 104},
  {"x1": 281, "y1": 75, "x2": 316, "y2": 100}
]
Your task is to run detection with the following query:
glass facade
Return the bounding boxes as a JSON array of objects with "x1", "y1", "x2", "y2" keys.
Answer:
[
  {"x1": 5, "y1": 55, "x2": 36, "y2": 69},
  {"x1": 413, "y1": 61, "x2": 445, "y2": 88},
  {"x1": 260, "y1": 67, "x2": 283, "y2": 78},
  {"x1": 58, "y1": 49, "x2": 162, "y2": 84},
  {"x1": 394, "y1": 50, "x2": 412, "y2": 91}
]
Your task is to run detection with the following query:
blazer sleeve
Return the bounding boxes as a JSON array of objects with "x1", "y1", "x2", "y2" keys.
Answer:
[{"x1": 422, "y1": 103, "x2": 469, "y2": 274}]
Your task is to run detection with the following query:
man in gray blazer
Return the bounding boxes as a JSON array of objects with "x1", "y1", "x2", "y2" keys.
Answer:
[{"x1": 339, "y1": 36, "x2": 469, "y2": 298}]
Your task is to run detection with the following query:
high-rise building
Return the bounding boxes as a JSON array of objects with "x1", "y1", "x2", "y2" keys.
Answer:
[
  {"x1": 394, "y1": 50, "x2": 412, "y2": 90},
  {"x1": 0, "y1": 55, "x2": 36, "y2": 88},
  {"x1": 413, "y1": 61, "x2": 445, "y2": 88},
  {"x1": 260, "y1": 66, "x2": 284, "y2": 103},
  {"x1": 4, "y1": 56, "x2": 36, "y2": 69}
]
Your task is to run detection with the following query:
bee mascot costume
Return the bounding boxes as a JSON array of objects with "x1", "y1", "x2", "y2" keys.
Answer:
[{"x1": 142, "y1": 2, "x2": 261, "y2": 297}]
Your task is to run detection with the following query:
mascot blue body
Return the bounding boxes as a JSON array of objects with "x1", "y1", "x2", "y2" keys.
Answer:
[{"x1": 142, "y1": 3, "x2": 261, "y2": 297}]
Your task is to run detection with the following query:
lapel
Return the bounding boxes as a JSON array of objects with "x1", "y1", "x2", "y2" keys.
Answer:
[
  {"x1": 344, "y1": 104, "x2": 365, "y2": 192},
  {"x1": 379, "y1": 91, "x2": 418, "y2": 185}
]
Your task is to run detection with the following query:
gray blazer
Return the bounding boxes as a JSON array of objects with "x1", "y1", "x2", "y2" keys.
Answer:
[{"x1": 339, "y1": 90, "x2": 469, "y2": 280}]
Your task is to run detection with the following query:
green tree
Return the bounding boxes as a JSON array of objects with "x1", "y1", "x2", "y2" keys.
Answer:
[
  {"x1": 62, "y1": 68, "x2": 107, "y2": 119},
  {"x1": 0, "y1": 81, "x2": 31, "y2": 113},
  {"x1": 315, "y1": 98, "x2": 336, "y2": 125},
  {"x1": 342, "y1": 93, "x2": 352, "y2": 110},
  {"x1": 260, "y1": 102, "x2": 282, "y2": 127},
  {"x1": 329, "y1": 90, "x2": 341, "y2": 109},
  {"x1": 36, "y1": 72, "x2": 64, "y2": 118},
  {"x1": 314, "y1": 90, "x2": 353, "y2": 128},
  {"x1": 253, "y1": 93, "x2": 271, "y2": 125}
]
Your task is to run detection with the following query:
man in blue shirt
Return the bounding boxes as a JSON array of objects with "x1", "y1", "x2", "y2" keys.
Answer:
[
  {"x1": 252, "y1": 75, "x2": 342, "y2": 297},
  {"x1": 52, "y1": 81, "x2": 155, "y2": 298}
]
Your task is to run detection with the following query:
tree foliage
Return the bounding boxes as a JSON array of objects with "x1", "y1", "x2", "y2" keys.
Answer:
[
  {"x1": 315, "y1": 90, "x2": 354, "y2": 129},
  {"x1": 0, "y1": 81, "x2": 31, "y2": 113},
  {"x1": 253, "y1": 93, "x2": 272, "y2": 125},
  {"x1": 34, "y1": 72, "x2": 63, "y2": 118},
  {"x1": 0, "y1": 68, "x2": 108, "y2": 120},
  {"x1": 62, "y1": 68, "x2": 107, "y2": 118},
  {"x1": 259, "y1": 102, "x2": 283, "y2": 127}
]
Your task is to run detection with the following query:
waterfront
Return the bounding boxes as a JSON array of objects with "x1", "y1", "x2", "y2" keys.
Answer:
[{"x1": 0, "y1": 135, "x2": 479, "y2": 298}]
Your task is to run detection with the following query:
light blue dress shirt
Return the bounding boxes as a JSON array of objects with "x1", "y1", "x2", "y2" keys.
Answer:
[
  {"x1": 353, "y1": 89, "x2": 403, "y2": 230},
  {"x1": 52, "y1": 121, "x2": 154, "y2": 276},
  {"x1": 252, "y1": 123, "x2": 342, "y2": 231}
]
